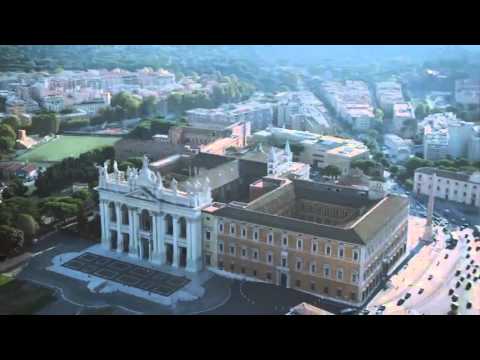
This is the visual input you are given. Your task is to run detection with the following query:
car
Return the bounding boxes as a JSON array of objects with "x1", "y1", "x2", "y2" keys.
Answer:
[
  {"x1": 451, "y1": 294, "x2": 459, "y2": 302},
  {"x1": 361, "y1": 309, "x2": 370, "y2": 315},
  {"x1": 466, "y1": 254, "x2": 471, "y2": 259},
  {"x1": 466, "y1": 302, "x2": 472, "y2": 309},
  {"x1": 471, "y1": 260, "x2": 475, "y2": 265},
  {"x1": 460, "y1": 276, "x2": 465, "y2": 282},
  {"x1": 448, "y1": 288, "x2": 454, "y2": 296},
  {"x1": 404, "y1": 292, "x2": 411, "y2": 300},
  {"x1": 377, "y1": 305, "x2": 386, "y2": 311},
  {"x1": 455, "y1": 281, "x2": 461, "y2": 288},
  {"x1": 451, "y1": 302, "x2": 459, "y2": 311},
  {"x1": 428, "y1": 275, "x2": 433, "y2": 280},
  {"x1": 466, "y1": 265, "x2": 471, "y2": 271},
  {"x1": 468, "y1": 247, "x2": 472, "y2": 252},
  {"x1": 465, "y1": 282, "x2": 472, "y2": 290},
  {"x1": 444, "y1": 254, "x2": 449, "y2": 260},
  {"x1": 473, "y1": 268, "x2": 477, "y2": 274},
  {"x1": 477, "y1": 247, "x2": 480, "y2": 252},
  {"x1": 418, "y1": 288, "x2": 424, "y2": 295},
  {"x1": 397, "y1": 299, "x2": 405, "y2": 306},
  {"x1": 467, "y1": 273, "x2": 472, "y2": 279}
]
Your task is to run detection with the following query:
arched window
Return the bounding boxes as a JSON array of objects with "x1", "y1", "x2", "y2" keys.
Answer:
[
  {"x1": 179, "y1": 217, "x2": 187, "y2": 239},
  {"x1": 165, "y1": 214, "x2": 173, "y2": 235},
  {"x1": 140, "y1": 210, "x2": 151, "y2": 232},
  {"x1": 121, "y1": 205, "x2": 129, "y2": 225},
  {"x1": 109, "y1": 202, "x2": 116, "y2": 222}
]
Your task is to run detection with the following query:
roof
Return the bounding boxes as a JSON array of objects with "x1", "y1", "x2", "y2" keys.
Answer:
[
  {"x1": 415, "y1": 167, "x2": 478, "y2": 183},
  {"x1": 287, "y1": 302, "x2": 334, "y2": 315}
]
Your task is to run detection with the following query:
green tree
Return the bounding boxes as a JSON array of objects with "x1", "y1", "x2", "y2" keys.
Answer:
[
  {"x1": 31, "y1": 113, "x2": 60, "y2": 135},
  {"x1": 0, "y1": 136, "x2": 15, "y2": 153},
  {"x1": 415, "y1": 103, "x2": 430, "y2": 120},
  {"x1": 15, "y1": 214, "x2": 39, "y2": 243},
  {"x1": 0, "y1": 225, "x2": 24, "y2": 256},
  {"x1": 2, "y1": 115, "x2": 21, "y2": 131},
  {"x1": 323, "y1": 165, "x2": 342, "y2": 179}
]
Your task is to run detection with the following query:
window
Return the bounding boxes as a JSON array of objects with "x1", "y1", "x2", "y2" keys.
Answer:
[
  {"x1": 337, "y1": 268, "x2": 344, "y2": 281},
  {"x1": 312, "y1": 240, "x2": 318, "y2": 254},
  {"x1": 219, "y1": 222, "x2": 224, "y2": 233},
  {"x1": 252, "y1": 249, "x2": 259, "y2": 261},
  {"x1": 296, "y1": 259, "x2": 303, "y2": 271},
  {"x1": 267, "y1": 253, "x2": 273, "y2": 264},
  {"x1": 241, "y1": 227, "x2": 247, "y2": 238},
  {"x1": 282, "y1": 257, "x2": 288, "y2": 268},
  {"x1": 253, "y1": 230, "x2": 259, "y2": 241},
  {"x1": 352, "y1": 272, "x2": 358, "y2": 283},
  {"x1": 351, "y1": 292, "x2": 356, "y2": 301},
  {"x1": 297, "y1": 238, "x2": 303, "y2": 251},
  {"x1": 205, "y1": 231, "x2": 211, "y2": 241},
  {"x1": 241, "y1": 267, "x2": 245, "y2": 274},
  {"x1": 229, "y1": 246, "x2": 236, "y2": 256},
  {"x1": 336, "y1": 289, "x2": 343, "y2": 297},
  {"x1": 310, "y1": 282, "x2": 316, "y2": 291},
  {"x1": 282, "y1": 235, "x2": 288, "y2": 247},
  {"x1": 324, "y1": 286, "x2": 329, "y2": 294},
  {"x1": 310, "y1": 262, "x2": 317, "y2": 274},
  {"x1": 266, "y1": 272, "x2": 272, "y2": 280},
  {"x1": 205, "y1": 254, "x2": 211, "y2": 266},
  {"x1": 230, "y1": 224, "x2": 236, "y2": 236},
  {"x1": 325, "y1": 244, "x2": 331, "y2": 256},
  {"x1": 230, "y1": 263, "x2": 234, "y2": 271},
  {"x1": 267, "y1": 232, "x2": 274, "y2": 245},
  {"x1": 218, "y1": 261, "x2": 224, "y2": 270},
  {"x1": 253, "y1": 269, "x2": 257, "y2": 277},
  {"x1": 241, "y1": 247, "x2": 247, "y2": 258},
  {"x1": 323, "y1": 264, "x2": 331, "y2": 278},
  {"x1": 295, "y1": 279, "x2": 301, "y2": 288},
  {"x1": 338, "y1": 246, "x2": 344, "y2": 259},
  {"x1": 353, "y1": 250, "x2": 359, "y2": 262},
  {"x1": 218, "y1": 242, "x2": 224, "y2": 253}
]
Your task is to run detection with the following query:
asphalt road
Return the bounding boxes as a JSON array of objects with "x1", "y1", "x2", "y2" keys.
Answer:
[{"x1": 12, "y1": 231, "x2": 348, "y2": 315}]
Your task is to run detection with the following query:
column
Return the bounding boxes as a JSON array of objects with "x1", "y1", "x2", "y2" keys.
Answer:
[
  {"x1": 130, "y1": 208, "x2": 140, "y2": 258},
  {"x1": 100, "y1": 200, "x2": 110, "y2": 250},
  {"x1": 151, "y1": 212, "x2": 157, "y2": 263},
  {"x1": 157, "y1": 213, "x2": 166, "y2": 264},
  {"x1": 172, "y1": 214, "x2": 180, "y2": 267},
  {"x1": 186, "y1": 217, "x2": 202, "y2": 272},
  {"x1": 128, "y1": 207, "x2": 134, "y2": 256},
  {"x1": 115, "y1": 203, "x2": 122, "y2": 253}
]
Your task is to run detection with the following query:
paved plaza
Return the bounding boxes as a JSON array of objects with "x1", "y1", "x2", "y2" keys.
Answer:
[{"x1": 62, "y1": 252, "x2": 190, "y2": 297}]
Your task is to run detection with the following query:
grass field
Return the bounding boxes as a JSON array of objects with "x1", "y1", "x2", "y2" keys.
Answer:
[
  {"x1": 0, "y1": 274, "x2": 12, "y2": 286},
  {"x1": 16, "y1": 135, "x2": 121, "y2": 163}
]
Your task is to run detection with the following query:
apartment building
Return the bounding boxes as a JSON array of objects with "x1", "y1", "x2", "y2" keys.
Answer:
[
  {"x1": 384, "y1": 134, "x2": 411, "y2": 163},
  {"x1": 392, "y1": 102, "x2": 416, "y2": 138},
  {"x1": 252, "y1": 127, "x2": 369, "y2": 175},
  {"x1": 202, "y1": 179, "x2": 409, "y2": 306},
  {"x1": 455, "y1": 79, "x2": 480, "y2": 107},
  {"x1": 375, "y1": 81, "x2": 404, "y2": 114},
  {"x1": 414, "y1": 167, "x2": 480, "y2": 208}
]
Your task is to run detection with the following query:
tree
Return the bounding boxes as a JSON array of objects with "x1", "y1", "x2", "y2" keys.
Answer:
[
  {"x1": 0, "y1": 136, "x2": 15, "y2": 153},
  {"x1": 0, "y1": 225, "x2": 24, "y2": 256},
  {"x1": 139, "y1": 96, "x2": 158, "y2": 117},
  {"x1": 323, "y1": 165, "x2": 342, "y2": 179},
  {"x1": 415, "y1": 103, "x2": 430, "y2": 120},
  {"x1": 41, "y1": 199, "x2": 80, "y2": 223},
  {"x1": 404, "y1": 156, "x2": 432, "y2": 178},
  {"x1": 15, "y1": 214, "x2": 39, "y2": 243},
  {"x1": 2, "y1": 115, "x2": 21, "y2": 131},
  {"x1": 0, "y1": 123, "x2": 16, "y2": 140},
  {"x1": 31, "y1": 113, "x2": 60, "y2": 135}
]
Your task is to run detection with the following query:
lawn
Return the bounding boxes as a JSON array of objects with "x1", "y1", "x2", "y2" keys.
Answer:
[
  {"x1": 0, "y1": 278, "x2": 57, "y2": 315},
  {"x1": 16, "y1": 135, "x2": 121, "y2": 163},
  {"x1": 0, "y1": 274, "x2": 12, "y2": 286}
]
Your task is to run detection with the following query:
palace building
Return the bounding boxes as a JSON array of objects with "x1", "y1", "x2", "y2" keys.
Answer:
[{"x1": 202, "y1": 179, "x2": 409, "y2": 306}]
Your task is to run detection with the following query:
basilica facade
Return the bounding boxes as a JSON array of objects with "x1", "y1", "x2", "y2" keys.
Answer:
[{"x1": 95, "y1": 156, "x2": 212, "y2": 273}]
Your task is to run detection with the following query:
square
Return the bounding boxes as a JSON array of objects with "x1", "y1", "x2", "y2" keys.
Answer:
[
  {"x1": 107, "y1": 261, "x2": 133, "y2": 272},
  {"x1": 63, "y1": 260, "x2": 85, "y2": 271},
  {"x1": 117, "y1": 274, "x2": 142, "y2": 286},
  {"x1": 78, "y1": 253, "x2": 99, "y2": 263},
  {"x1": 82, "y1": 264, "x2": 100, "y2": 274},
  {"x1": 94, "y1": 257, "x2": 112, "y2": 266},
  {"x1": 94, "y1": 268, "x2": 119, "y2": 280}
]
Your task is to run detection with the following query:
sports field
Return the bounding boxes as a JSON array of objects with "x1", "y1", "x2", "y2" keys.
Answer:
[{"x1": 16, "y1": 135, "x2": 121, "y2": 163}]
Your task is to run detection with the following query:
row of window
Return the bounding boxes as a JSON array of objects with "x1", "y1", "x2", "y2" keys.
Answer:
[
  {"x1": 218, "y1": 243, "x2": 359, "y2": 283},
  {"x1": 418, "y1": 175, "x2": 478, "y2": 189},
  {"x1": 214, "y1": 226, "x2": 360, "y2": 261},
  {"x1": 217, "y1": 261, "x2": 357, "y2": 300}
]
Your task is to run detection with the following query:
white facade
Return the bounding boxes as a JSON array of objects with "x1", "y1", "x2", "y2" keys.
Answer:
[
  {"x1": 96, "y1": 156, "x2": 212, "y2": 272},
  {"x1": 384, "y1": 134, "x2": 411, "y2": 163},
  {"x1": 414, "y1": 168, "x2": 480, "y2": 208}
]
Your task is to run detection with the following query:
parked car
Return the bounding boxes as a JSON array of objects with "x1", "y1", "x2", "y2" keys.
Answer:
[
  {"x1": 404, "y1": 292, "x2": 411, "y2": 300},
  {"x1": 418, "y1": 288, "x2": 424, "y2": 295},
  {"x1": 397, "y1": 299, "x2": 405, "y2": 306},
  {"x1": 455, "y1": 270, "x2": 461, "y2": 277},
  {"x1": 465, "y1": 282, "x2": 472, "y2": 291},
  {"x1": 451, "y1": 294, "x2": 459, "y2": 302},
  {"x1": 428, "y1": 275, "x2": 433, "y2": 280},
  {"x1": 448, "y1": 288, "x2": 454, "y2": 296}
]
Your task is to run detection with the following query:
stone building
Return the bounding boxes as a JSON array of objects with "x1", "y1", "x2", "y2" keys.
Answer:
[{"x1": 202, "y1": 179, "x2": 409, "y2": 306}]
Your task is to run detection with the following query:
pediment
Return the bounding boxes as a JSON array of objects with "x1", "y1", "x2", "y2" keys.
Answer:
[{"x1": 125, "y1": 187, "x2": 158, "y2": 201}]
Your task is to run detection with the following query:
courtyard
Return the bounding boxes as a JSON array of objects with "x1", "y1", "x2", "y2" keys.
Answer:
[{"x1": 16, "y1": 135, "x2": 121, "y2": 163}]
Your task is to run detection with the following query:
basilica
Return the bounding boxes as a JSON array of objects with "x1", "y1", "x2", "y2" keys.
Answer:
[{"x1": 95, "y1": 155, "x2": 212, "y2": 273}]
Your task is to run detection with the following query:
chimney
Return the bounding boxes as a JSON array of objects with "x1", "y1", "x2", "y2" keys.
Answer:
[{"x1": 17, "y1": 129, "x2": 27, "y2": 141}]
